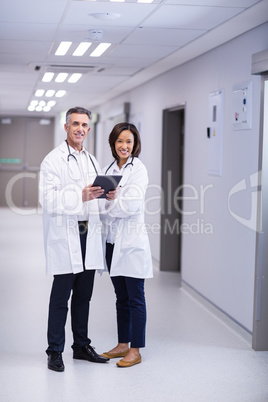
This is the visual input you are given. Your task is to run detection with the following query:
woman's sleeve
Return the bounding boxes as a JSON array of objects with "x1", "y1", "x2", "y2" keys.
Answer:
[{"x1": 104, "y1": 162, "x2": 148, "y2": 219}]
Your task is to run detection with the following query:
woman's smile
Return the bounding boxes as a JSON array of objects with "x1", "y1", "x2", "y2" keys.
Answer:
[
  {"x1": 118, "y1": 149, "x2": 129, "y2": 155},
  {"x1": 115, "y1": 130, "x2": 134, "y2": 168}
]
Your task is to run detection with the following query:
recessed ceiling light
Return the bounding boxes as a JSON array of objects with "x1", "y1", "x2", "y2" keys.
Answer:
[
  {"x1": 55, "y1": 41, "x2": 72, "y2": 56},
  {"x1": 90, "y1": 12, "x2": 121, "y2": 20},
  {"x1": 30, "y1": 100, "x2": 39, "y2": 106},
  {"x1": 68, "y1": 73, "x2": 82, "y2": 83},
  {"x1": 90, "y1": 43, "x2": 111, "y2": 57},
  {"x1": 55, "y1": 73, "x2": 68, "y2": 83},
  {"x1": 73, "y1": 42, "x2": 92, "y2": 56},
  {"x1": 45, "y1": 90, "x2": 56, "y2": 97},
  {"x1": 42, "y1": 72, "x2": 54, "y2": 82},
  {"x1": 55, "y1": 90, "x2": 66, "y2": 98},
  {"x1": 35, "y1": 89, "x2": 45, "y2": 97},
  {"x1": 47, "y1": 101, "x2": 56, "y2": 107}
]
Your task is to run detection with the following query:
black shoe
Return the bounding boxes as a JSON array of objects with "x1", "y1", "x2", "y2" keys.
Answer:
[
  {"x1": 73, "y1": 344, "x2": 109, "y2": 363},
  {"x1": 47, "y1": 352, "x2": 65, "y2": 372}
]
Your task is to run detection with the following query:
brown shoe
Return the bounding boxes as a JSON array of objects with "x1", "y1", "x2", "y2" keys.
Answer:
[
  {"x1": 101, "y1": 349, "x2": 130, "y2": 359},
  {"x1": 116, "y1": 354, "x2": 142, "y2": 368}
]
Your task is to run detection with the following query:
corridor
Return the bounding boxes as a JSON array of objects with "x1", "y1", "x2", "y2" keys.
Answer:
[{"x1": 0, "y1": 208, "x2": 268, "y2": 402}]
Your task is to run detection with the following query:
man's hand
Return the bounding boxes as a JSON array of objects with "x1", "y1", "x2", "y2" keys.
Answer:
[
  {"x1": 82, "y1": 184, "x2": 104, "y2": 202},
  {"x1": 106, "y1": 187, "x2": 118, "y2": 201}
]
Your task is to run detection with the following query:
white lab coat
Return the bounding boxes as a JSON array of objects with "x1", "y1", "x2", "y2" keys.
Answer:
[
  {"x1": 101, "y1": 156, "x2": 153, "y2": 279},
  {"x1": 39, "y1": 141, "x2": 104, "y2": 275}
]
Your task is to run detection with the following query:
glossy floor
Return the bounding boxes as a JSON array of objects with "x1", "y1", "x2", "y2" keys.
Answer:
[{"x1": 1, "y1": 209, "x2": 268, "y2": 402}]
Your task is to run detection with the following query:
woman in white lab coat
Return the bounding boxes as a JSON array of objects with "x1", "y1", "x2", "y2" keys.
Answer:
[{"x1": 101, "y1": 122, "x2": 153, "y2": 368}]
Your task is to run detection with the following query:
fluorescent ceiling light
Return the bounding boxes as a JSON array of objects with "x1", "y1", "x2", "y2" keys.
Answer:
[
  {"x1": 90, "y1": 43, "x2": 111, "y2": 57},
  {"x1": 30, "y1": 100, "x2": 39, "y2": 106},
  {"x1": 27, "y1": 100, "x2": 56, "y2": 112},
  {"x1": 73, "y1": 42, "x2": 92, "y2": 56},
  {"x1": 55, "y1": 90, "x2": 66, "y2": 98},
  {"x1": 35, "y1": 89, "x2": 45, "y2": 97},
  {"x1": 55, "y1": 41, "x2": 72, "y2": 56},
  {"x1": 42, "y1": 107, "x2": 51, "y2": 113},
  {"x1": 42, "y1": 72, "x2": 54, "y2": 82},
  {"x1": 55, "y1": 73, "x2": 68, "y2": 83},
  {"x1": 47, "y1": 101, "x2": 56, "y2": 107},
  {"x1": 45, "y1": 90, "x2": 56, "y2": 97},
  {"x1": 68, "y1": 73, "x2": 82, "y2": 83}
]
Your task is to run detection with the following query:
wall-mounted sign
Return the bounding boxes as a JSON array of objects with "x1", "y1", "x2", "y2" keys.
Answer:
[
  {"x1": 232, "y1": 81, "x2": 252, "y2": 130},
  {"x1": 207, "y1": 90, "x2": 224, "y2": 176},
  {"x1": 0, "y1": 158, "x2": 21, "y2": 164}
]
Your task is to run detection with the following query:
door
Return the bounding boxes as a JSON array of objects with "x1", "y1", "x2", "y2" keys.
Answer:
[
  {"x1": 253, "y1": 74, "x2": 268, "y2": 350},
  {"x1": 0, "y1": 116, "x2": 54, "y2": 209},
  {"x1": 160, "y1": 107, "x2": 185, "y2": 272}
]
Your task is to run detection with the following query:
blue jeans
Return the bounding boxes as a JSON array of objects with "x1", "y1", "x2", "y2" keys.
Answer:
[{"x1": 106, "y1": 242, "x2": 146, "y2": 348}]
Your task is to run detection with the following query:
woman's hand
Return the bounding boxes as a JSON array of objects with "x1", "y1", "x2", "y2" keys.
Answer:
[
  {"x1": 106, "y1": 187, "x2": 119, "y2": 201},
  {"x1": 82, "y1": 184, "x2": 104, "y2": 202}
]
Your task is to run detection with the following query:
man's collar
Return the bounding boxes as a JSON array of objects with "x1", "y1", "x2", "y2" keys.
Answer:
[{"x1": 67, "y1": 141, "x2": 85, "y2": 154}]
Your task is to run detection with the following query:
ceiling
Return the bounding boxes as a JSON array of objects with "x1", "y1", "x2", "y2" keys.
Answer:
[{"x1": 0, "y1": 0, "x2": 267, "y2": 117}]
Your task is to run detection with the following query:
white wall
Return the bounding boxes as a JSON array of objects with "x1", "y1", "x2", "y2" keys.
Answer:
[{"x1": 92, "y1": 23, "x2": 268, "y2": 332}]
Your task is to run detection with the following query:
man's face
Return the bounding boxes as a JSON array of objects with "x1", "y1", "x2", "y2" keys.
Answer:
[{"x1": 64, "y1": 113, "x2": 90, "y2": 150}]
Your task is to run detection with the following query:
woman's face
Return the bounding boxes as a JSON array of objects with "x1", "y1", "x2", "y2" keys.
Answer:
[{"x1": 115, "y1": 129, "x2": 134, "y2": 165}]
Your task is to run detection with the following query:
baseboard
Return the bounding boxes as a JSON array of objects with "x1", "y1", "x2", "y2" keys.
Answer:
[{"x1": 181, "y1": 280, "x2": 253, "y2": 348}]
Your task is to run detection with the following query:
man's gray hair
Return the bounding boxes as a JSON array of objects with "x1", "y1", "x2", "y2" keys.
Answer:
[{"x1": 66, "y1": 107, "x2": 91, "y2": 125}]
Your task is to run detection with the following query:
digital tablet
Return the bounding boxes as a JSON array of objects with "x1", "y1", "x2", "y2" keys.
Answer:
[{"x1": 92, "y1": 175, "x2": 122, "y2": 198}]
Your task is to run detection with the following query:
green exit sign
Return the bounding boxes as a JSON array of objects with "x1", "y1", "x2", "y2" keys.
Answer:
[{"x1": 0, "y1": 158, "x2": 21, "y2": 164}]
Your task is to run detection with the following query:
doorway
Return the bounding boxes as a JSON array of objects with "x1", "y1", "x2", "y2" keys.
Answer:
[
  {"x1": 160, "y1": 107, "x2": 185, "y2": 272},
  {"x1": 0, "y1": 116, "x2": 54, "y2": 209},
  {"x1": 253, "y1": 74, "x2": 268, "y2": 350}
]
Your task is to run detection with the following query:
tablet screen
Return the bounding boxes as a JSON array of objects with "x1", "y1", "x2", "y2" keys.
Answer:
[{"x1": 92, "y1": 175, "x2": 122, "y2": 198}]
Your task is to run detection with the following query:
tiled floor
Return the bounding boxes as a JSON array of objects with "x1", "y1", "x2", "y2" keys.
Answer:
[{"x1": 1, "y1": 208, "x2": 268, "y2": 402}]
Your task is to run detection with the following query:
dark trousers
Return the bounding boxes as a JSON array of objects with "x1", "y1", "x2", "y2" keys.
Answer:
[
  {"x1": 105, "y1": 242, "x2": 146, "y2": 348},
  {"x1": 46, "y1": 221, "x2": 95, "y2": 354}
]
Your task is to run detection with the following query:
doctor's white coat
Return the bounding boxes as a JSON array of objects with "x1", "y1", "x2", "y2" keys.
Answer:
[
  {"x1": 101, "y1": 157, "x2": 153, "y2": 279},
  {"x1": 39, "y1": 141, "x2": 104, "y2": 275}
]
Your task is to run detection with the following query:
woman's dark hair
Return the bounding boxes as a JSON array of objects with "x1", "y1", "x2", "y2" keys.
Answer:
[{"x1": 109, "y1": 122, "x2": 141, "y2": 161}]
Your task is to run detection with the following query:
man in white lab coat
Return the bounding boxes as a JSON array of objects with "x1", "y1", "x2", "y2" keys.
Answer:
[{"x1": 39, "y1": 106, "x2": 114, "y2": 372}]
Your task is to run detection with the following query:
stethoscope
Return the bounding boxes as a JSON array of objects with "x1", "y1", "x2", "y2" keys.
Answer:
[
  {"x1": 104, "y1": 157, "x2": 134, "y2": 175},
  {"x1": 65, "y1": 139, "x2": 98, "y2": 176},
  {"x1": 66, "y1": 139, "x2": 134, "y2": 183}
]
